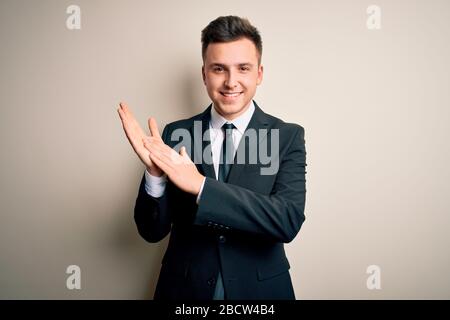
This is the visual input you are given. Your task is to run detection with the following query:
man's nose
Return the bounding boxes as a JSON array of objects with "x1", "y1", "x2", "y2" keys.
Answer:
[{"x1": 224, "y1": 71, "x2": 238, "y2": 88}]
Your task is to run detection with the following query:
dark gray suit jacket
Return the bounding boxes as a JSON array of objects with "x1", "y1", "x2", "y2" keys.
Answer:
[{"x1": 134, "y1": 101, "x2": 307, "y2": 300}]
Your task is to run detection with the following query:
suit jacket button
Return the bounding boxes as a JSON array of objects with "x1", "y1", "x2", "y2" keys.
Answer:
[
  {"x1": 219, "y1": 235, "x2": 226, "y2": 243},
  {"x1": 207, "y1": 277, "x2": 216, "y2": 286}
]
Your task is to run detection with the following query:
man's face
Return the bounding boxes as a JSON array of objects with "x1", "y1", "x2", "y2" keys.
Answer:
[{"x1": 202, "y1": 37, "x2": 263, "y2": 120}]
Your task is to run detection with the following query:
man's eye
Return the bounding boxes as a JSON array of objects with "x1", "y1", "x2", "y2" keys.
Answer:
[
  {"x1": 240, "y1": 67, "x2": 250, "y2": 71},
  {"x1": 213, "y1": 67, "x2": 223, "y2": 72}
]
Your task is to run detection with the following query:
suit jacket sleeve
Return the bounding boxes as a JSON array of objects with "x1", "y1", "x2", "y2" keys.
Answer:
[
  {"x1": 134, "y1": 124, "x2": 173, "y2": 243},
  {"x1": 194, "y1": 125, "x2": 307, "y2": 243}
]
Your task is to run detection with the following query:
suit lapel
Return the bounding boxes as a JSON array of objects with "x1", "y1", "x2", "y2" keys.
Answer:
[{"x1": 190, "y1": 104, "x2": 216, "y2": 180}]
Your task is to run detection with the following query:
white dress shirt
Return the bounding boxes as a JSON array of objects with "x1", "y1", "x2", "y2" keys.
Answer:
[{"x1": 144, "y1": 100, "x2": 256, "y2": 201}]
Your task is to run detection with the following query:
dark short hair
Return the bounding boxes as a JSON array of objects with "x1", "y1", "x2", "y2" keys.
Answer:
[{"x1": 201, "y1": 16, "x2": 263, "y2": 65}]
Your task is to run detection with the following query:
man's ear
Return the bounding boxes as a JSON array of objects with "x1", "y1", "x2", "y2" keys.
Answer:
[
  {"x1": 202, "y1": 65, "x2": 206, "y2": 85},
  {"x1": 257, "y1": 64, "x2": 264, "y2": 86}
]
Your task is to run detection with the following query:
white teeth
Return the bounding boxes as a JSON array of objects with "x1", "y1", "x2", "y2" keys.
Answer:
[{"x1": 222, "y1": 92, "x2": 241, "y2": 97}]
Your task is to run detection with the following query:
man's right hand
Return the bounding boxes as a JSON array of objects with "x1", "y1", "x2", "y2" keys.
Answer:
[{"x1": 117, "y1": 102, "x2": 164, "y2": 177}]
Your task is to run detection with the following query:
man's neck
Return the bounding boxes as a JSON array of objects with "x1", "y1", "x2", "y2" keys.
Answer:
[{"x1": 213, "y1": 101, "x2": 252, "y2": 121}]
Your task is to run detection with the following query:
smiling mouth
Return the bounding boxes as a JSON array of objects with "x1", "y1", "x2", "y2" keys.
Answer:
[{"x1": 220, "y1": 91, "x2": 243, "y2": 97}]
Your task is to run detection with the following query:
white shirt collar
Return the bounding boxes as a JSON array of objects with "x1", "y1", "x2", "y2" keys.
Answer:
[{"x1": 210, "y1": 100, "x2": 255, "y2": 135}]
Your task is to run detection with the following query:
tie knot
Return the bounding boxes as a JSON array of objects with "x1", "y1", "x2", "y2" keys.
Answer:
[{"x1": 222, "y1": 123, "x2": 235, "y2": 131}]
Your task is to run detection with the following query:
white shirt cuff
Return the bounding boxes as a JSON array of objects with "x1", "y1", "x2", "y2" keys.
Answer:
[
  {"x1": 196, "y1": 177, "x2": 206, "y2": 204},
  {"x1": 144, "y1": 170, "x2": 167, "y2": 198}
]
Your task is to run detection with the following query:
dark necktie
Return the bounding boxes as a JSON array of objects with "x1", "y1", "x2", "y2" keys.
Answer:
[
  {"x1": 213, "y1": 122, "x2": 235, "y2": 300},
  {"x1": 218, "y1": 123, "x2": 236, "y2": 183}
]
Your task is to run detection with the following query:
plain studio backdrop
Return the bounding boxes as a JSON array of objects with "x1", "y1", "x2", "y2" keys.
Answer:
[{"x1": 0, "y1": 0, "x2": 449, "y2": 299}]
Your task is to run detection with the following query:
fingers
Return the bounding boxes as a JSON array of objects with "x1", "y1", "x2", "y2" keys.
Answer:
[
  {"x1": 118, "y1": 102, "x2": 135, "y2": 131},
  {"x1": 117, "y1": 102, "x2": 127, "y2": 123},
  {"x1": 144, "y1": 137, "x2": 190, "y2": 168},
  {"x1": 118, "y1": 102, "x2": 140, "y2": 129},
  {"x1": 148, "y1": 145, "x2": 174, "y2": 175},
  {"x1": 143, "y1": 136, "x2": 171, "y2": 153},
  {"x1": 147, "y1": 145, "x2": 191, "y2": 180},
  {"x1": 144, "y1": 138, "x2": 174, "y2": 166},
  {"x1": 118, "y1": 102, "x2": 132, "y2": 121},
  {"x1": 148, "y1": 117, "x2": 163, "y2": 141},
  {"x1": 179, "y1": 146, "x2": 194, "y2": 164},
  {"x1": 118, "y1": 102, "x2": 134, "y2": 140},
  {"x1": 118, "y1": 103, "x2": 160, "y2": 142},
  {"x1": 118, "y1": 101, "x2": 147, "y2": 139},
  {"x1": 179, "y1": 146, "x2": 189, "y2": 160},
  {"x1": 119, "y1": 101, "x2": 131, "y2": 114}
]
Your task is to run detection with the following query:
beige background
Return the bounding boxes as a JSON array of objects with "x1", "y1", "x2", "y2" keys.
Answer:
[{"x1": 1, "y1": 0, "x2": 449, "y2": 299}]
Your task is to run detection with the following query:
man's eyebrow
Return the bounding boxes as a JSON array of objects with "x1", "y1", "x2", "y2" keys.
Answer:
[
  {"x1": 238, "y1": 63, "x2": 253, "y2": 67},
  {"x1": 208, "y1": 62, "x2": 254, "y2": 68}
]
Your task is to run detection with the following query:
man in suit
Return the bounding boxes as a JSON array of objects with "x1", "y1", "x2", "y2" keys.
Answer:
[{"x1": 118, "y1": 16, "x2": 307, "y2": 300}]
